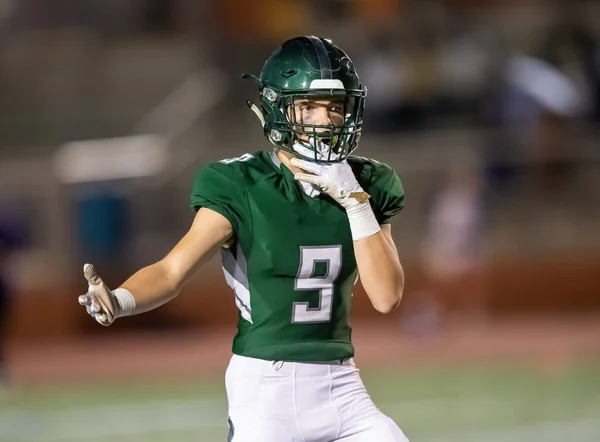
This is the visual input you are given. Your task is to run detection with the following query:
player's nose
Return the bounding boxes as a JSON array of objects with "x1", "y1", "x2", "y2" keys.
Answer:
[{"x1": 311, "y1": 107, "x2": 332, "y2": 126}]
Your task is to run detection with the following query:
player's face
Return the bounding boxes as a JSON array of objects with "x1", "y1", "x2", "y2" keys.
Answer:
[{"x1": 287, "y1": 97, "x2": 345, "y2": 143}]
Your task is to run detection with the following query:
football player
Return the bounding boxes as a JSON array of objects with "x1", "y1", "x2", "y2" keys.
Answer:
[{"x1": 79, "y1": 36, "x2": 408, "y2": 441}]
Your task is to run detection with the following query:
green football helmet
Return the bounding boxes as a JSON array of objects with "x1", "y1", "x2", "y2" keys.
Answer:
[{"x1": 243, "y1": 36, "x2": 367, "y2": 163}]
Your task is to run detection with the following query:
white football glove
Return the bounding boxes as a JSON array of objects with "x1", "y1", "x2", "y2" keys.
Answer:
[
  {"x1": 78, "y1": 264, "x2": 135, "y2": 326},
  {"x1": 290, "y1": 157, "x2": 381, "y2": 241},
  {"x1": 290, "y1": 158, "x2": 366, "y2": 209}
]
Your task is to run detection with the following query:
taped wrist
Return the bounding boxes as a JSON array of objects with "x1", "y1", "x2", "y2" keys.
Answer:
[
  {"x1": 112, "y1": 288, "x2": 136, "y2": 318},
  {"x1": 346, "y1": 202, "x2": 381, "y2": 241}
]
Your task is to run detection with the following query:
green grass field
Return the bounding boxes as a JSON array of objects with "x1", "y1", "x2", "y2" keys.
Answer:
[{"x1": 1, "y1": 360, "x2": 599, "y2": 441}]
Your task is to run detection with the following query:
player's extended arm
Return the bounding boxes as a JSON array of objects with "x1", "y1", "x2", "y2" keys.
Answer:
[
  {"x1": 78, "y1": 207, "x2": 233, "y2": 326},
  {"x1": 291, "y1": 158, "x2": 403, "y2": 314}
]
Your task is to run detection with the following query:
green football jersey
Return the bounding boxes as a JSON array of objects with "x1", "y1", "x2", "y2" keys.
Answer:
[{"x1": 190, "y1": 150, "x2": 404, "y2": 362}]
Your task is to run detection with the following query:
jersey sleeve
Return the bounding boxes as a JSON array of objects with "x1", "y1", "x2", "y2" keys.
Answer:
[
  {"x1": 363, "y1": 161, "x2": 405, "y2": 225},
  {"x1": 189, "y1": 163, "x2": 247, "y2": 232}
]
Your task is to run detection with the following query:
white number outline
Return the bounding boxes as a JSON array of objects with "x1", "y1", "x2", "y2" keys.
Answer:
[
  {"x1": 219, "y1": 153, "x2": 254, "y2": 165},
  {"x1": 292, "y1": 245, "x2": 342, "y2": 324}
]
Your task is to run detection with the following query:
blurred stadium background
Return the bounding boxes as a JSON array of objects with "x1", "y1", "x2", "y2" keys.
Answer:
[{"x1": 1, "y1": 0, "x2": 600, "y2": 440}]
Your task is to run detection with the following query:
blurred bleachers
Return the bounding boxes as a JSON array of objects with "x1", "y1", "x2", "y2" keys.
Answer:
[{"x1": 0, "y1": 0, "x2": 599, "y2": 318}]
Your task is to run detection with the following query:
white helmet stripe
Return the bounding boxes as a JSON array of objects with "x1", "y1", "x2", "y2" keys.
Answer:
[{"x1": 309, "y1": 79, "x2": 345, "y2": 90}]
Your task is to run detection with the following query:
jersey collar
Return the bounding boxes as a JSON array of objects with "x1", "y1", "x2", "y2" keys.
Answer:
[{"x1": 268, "y1": 149, "x2": 321, "y2": 198}]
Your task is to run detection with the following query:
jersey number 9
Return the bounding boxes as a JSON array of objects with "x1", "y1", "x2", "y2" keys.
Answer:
[{"x1": 292, "y1": 246, "x2": 342, "y2": 324}]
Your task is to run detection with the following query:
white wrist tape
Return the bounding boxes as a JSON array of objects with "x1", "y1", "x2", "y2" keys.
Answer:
[
  {"x1": 112, "y1": 288, "x2": 136, "y2": 318},
  {"x1": 346, "y1": 202, "x2": 381, "y2": 241}
]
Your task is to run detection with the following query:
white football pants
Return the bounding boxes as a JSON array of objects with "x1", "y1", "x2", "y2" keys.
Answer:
[{"x1": 225, "y1": 354, "x2": 409, "y2": 442}]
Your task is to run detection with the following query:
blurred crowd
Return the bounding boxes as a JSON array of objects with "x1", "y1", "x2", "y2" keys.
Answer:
[
  {"x1": 0, "y1": 1, "x2": 598, "y2": 131},
  {"x1": 0, "y1": 0, "x2": 599, "y2": 349}
]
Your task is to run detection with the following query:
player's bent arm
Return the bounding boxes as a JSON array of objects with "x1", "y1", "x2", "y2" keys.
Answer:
[
  {"x1": 353, "y1": 224, "x2": 404, "y2": 314},
  {"x1": 118, "y1": 207, "x2": 233, "y2": 314}
]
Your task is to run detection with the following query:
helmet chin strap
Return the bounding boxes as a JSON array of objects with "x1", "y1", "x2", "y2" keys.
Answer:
[
  {"x1": 246, "y1": 100, "x2": 265, "y2": 127},
  {"x1": 247, "y1": 100, "x2": 281, "y2": 149}
]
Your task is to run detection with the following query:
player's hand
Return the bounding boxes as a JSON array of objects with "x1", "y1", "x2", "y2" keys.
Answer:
[
  {"x1": 291, "y1": 157, "x2": 380, "y2": 241},
  {"x1": 290, "y1": 158, "x2": 370, "y2": 210},
  {"x1": 78, "y1": 263, "x2": 120, "y2": 326}
]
